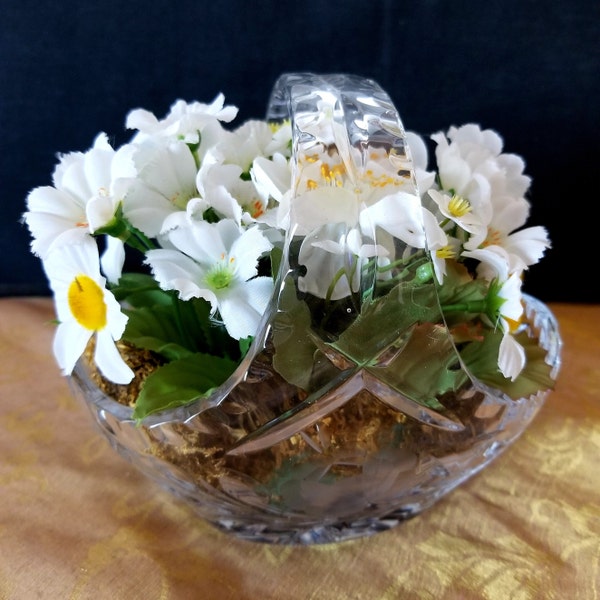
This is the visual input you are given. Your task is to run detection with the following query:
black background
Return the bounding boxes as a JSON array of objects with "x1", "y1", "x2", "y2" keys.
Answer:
[{"x1": 2, "y1": 0, "x2": 598, "y2": 302}]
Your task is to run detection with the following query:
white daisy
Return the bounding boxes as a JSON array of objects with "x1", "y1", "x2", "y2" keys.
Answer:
[{"x1": 42, "y1": 238, "x2": 134, "y2": 384}]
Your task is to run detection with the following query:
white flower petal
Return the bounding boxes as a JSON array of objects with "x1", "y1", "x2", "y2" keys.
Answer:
[
  {"x1": 406, "y1": 131, "x2": 429, "y2": 171},
  {"x1": 206, "y1": 184, "x2": 244, "y2": 224},
  {"x1": 100, "y1": 236, "x2": 125, "y2": 284},
  {"x1": 126, "y1": 108, "x2": 159, "y2": 132},
  {"x1": 218, "y1": 277, "x2": 273, "y2": 339},
  {"x1": 360, "y1": 192, "x2": 426, "y2": 248},
  {"x1": 230, "y1": 227, "x2": 272, "y2": 281},
  {"x1": 146, "y1": 248, "x2": 204, "y2": 291},
  {"x1": 505, "y1": 226, "x2": 551, "y2": 267},
  {"x1": 251, "y1": 154, "x2": 291, "y2": 203},
  {"x1": 462, "y1": 246, "x2": 511, "y2": 281},
  {"x1": 293, "y1": 187, "x2": 358, "y2": 234},
  {"x1": 94, "y1": 328, "x2": 134, "y2": 384},
  {"x1": 53, "y1": 320, "x2": 91, "y2": 376},
  {"x1": 24, "y1": 186, "x2": 88, "y2": 257},
  {"x1": 498, "y1": 273, "x2": 524, "y2": 323},
  {"x1": 492, "y1": 197, "x2": 529, "y2": 232},
  {"x1": 86, "y1": 194, "x2": 117, "y2": 232},
  {"x1": 498, "y1": 332, "x2": 526, "y2": 381}
]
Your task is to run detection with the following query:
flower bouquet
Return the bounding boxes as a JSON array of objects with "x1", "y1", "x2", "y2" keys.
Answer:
[{"x1": 23, "y1": 73, "x2": 561, "y2": 544}]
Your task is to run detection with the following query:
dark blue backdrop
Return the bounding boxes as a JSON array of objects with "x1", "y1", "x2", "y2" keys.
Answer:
[{"x1": 2, "y1": 0, "x2": 598, "y2": 301}]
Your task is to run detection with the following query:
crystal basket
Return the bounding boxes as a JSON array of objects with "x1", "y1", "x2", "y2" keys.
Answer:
[{"x1": 69, "y1": 73, "x2": 562, "y2": 545}]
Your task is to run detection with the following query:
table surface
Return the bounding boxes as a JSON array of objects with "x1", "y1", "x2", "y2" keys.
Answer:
[{"x1": 1, "y1": 297, "x2": 598, "y2": 600}]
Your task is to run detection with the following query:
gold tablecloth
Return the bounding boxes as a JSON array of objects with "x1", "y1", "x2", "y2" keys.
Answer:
[{"x1": 1, "y1": 297, "x2": 598, "y2": 599}]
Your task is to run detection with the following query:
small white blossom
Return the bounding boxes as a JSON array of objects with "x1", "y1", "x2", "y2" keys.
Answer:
[
  {"x1": 123, "y1": 139, "x2": 200, "y2": 237},
  {"x1": 465, "y1": 196, "x2": 550, "y2": 271},
  {"x1": 431, "y1": 124, "x2": 532, "y2": 230},
  {"x1": 358, "y1": 191, "x2": 427, "y2": 249},
  {"x1": 126, "y1": 95, "x2": 238, "y2": 144},
  {"x1": 298, "y1": 224, "x2": 389, "y2": 300},
  {"x1": 145, "y1": 219, "x2": 273, "y2": 339},
  {"x1": 23, "y1": 134, "x2": 133, "y2": 258},
  {"x1": 215, "y1": 120, "x2": 285, "y2": 172},
  {"x1": 427, "y1": 188, "x2": 485, "y2": 235},
  {"x1": 195, "y1": 148, "x2": 273, "y2": 227}
]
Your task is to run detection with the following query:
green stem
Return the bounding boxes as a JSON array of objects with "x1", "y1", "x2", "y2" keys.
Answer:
[
  {"x1": 325, "y1": 267, "x2": 347, "y2": 305},
  {"x1": 320, "y1": 260, "x2": 361, "y2": 329},
  {"x1": 126, "y1": 225, "x2": 154, "y2": 252},
  {"x1": 439, "y1": 217, "x2": 451, "y2": 230},
  {"x1": 94, "y1": 208, "x2": 156, "y2": 253},
  {"x1": 376, "y1": 249, "x2": 426, "y2": 274},
  {"x1": 441, "y1": 300, "x2": 487, "y2": 314}
]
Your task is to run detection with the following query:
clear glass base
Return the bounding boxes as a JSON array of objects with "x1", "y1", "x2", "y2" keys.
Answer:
[
  {"x1": 70, "y1": 294, "x2": 561, "y2": 545},
  {"x1": 214, "y1": 507, "x2": 419, "y2": 545}
]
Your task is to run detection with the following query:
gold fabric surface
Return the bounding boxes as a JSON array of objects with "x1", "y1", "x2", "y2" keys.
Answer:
[{"x1": 1, "y1": 297, "x2": 598, "y2": 600}]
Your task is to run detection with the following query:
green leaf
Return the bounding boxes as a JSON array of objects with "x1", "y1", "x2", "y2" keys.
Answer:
[
  {"x1": 272, "y1": 277, "x2": 318, "y2": 390},
  {"x1": 238, "y1": 336, "x2": 253, "y2": 356},
  {"x1": 460, "y1": 329, "x2": 556, "y2": 399},
  {"x1": 436, "y1": 262, "x2": 489, "y2": 314},
  {"x1": 187, "y1": 298, "x2": 240, "y2": 359},
  {"x1": 270, "y1": 246, "x2": 283, "y2": 280},
  {"x1": 331, "y1": 280, "x2": 441, "y2": 364},
  {"x1": 325, "y1": 280, "x2": 466, "y2": 409},
  {"x1": 121, "y1": 291, "x2": 239, "y2": 360},
  {"x1": 123, "y1": 305, "x2": 195, "y2": 360},
  {"x1": 368, "y1": 322, "x2": 467, "y2": 409},
  {"x1": 111, "y1": 273, "x2": 172, "y2": 307},
  {"x1": 133, "y1": 353, "x2": 238, "y2": 420}
]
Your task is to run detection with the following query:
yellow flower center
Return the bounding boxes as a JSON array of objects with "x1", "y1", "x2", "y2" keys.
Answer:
[
  {"x1": 436, "y1": 245, "x2": 456, "y2": 260},
  {"x1": 67, "y1": 275, "x2": 107, "y2": 330},
  {"x1": 365, "y1": 169, "x2": 400, "y2": 188},
  {"x1": 320, "y1": 162, "x2": 345, "y2": 187},
  {"x1": 448, "y1": 194, "x2": 472, "y2": 217},
  {"x1": 246, "y1": 199, "x2": 265, "y2": 219},
  {"x1": 482, "y1": 228, "x2": 503, "y2": 247},
  {"x1": 269, "y1": 119, "x2": 290, "y2": 134},
  {"x1": 504, "y1": 315, "x2": 522, "y2": 333}
]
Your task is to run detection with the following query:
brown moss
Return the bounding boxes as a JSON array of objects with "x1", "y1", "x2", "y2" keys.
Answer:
[
  {"x1": 82, "y1": 341, "x2": 498, "y2": 493},
  {"x1": 84, "y1": 339, "x2": 165, "y2": 408}
]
